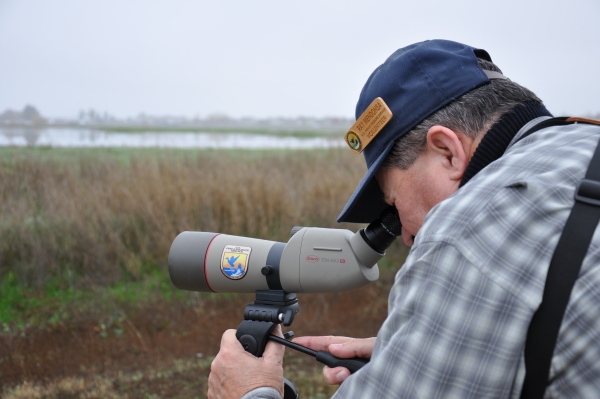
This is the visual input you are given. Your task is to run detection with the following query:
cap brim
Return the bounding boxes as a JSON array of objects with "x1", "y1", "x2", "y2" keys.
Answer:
[{"x1": 337, "y1": 140, "x2": 395, "y2": 223}]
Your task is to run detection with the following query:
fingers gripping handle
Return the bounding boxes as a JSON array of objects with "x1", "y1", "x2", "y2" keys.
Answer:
[
  {"x1": 315, "y1": 351, "x2": 369, "y2": 374},
  {"x1": 269, "y1": 335, "x2": 369, "y2": 374}
]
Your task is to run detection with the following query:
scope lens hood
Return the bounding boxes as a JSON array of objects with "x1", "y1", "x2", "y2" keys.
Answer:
[{"x1": 168, "y1": 231, "x2": 218, "y2": 292}]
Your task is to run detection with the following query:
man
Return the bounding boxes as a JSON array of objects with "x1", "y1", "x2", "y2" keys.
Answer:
[{"x1": 208, "y1": 40, "x2": 600, "y2": 398}]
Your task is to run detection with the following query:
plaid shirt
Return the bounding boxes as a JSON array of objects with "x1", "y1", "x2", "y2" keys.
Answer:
[{"x1": 243, "y1": 117, "x2": 600, "y2": 399}]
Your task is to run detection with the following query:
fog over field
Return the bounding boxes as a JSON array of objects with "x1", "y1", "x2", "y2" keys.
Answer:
[{"x1": 1, "y1": 0, "x2": 599, "y2": 120}]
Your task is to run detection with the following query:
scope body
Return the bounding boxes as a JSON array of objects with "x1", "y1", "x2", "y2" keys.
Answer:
[{"x1": 169, "y1": 227, "x2": 382, "y2": 293}]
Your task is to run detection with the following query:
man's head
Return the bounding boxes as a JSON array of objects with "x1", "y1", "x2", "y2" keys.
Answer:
[
  {"x1": 337, "y1": 40, "x2": 542, "y2": 245},
  {"x1": 375, "y1": 124, "x2": 478, "y2": 246}
]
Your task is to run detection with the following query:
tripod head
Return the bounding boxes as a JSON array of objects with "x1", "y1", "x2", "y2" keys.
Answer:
[{"x1": 236, "y1": 290, "x2": 299, "y2": 356}]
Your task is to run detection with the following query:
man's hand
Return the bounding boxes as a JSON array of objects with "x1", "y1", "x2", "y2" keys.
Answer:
[
  {"x1": 208, "y1": 326, "x2": 285, "y2": 399},
  {"x1": 292, "y1": 336, "x2": 376, "y2": 385}
]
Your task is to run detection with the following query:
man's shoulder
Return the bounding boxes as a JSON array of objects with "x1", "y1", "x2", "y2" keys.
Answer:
[
  {"x1": 509, "y1": 115, "x2": 600, "y2": 147},
  {"x1": 427, "y1": 118, "x2": 600, "y2": 239}
]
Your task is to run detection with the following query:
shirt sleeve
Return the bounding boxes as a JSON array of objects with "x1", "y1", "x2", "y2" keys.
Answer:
[
  {"x1": 331, "y1": 240, "x2": 532, "y2": 399},
  {"x1": 240, "y1": 387, "x2": 282, "y2": 399}
]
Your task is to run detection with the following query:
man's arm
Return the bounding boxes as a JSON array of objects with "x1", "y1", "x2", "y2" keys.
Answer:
[{"x1": 329, "y1": 241, "x2": 532, "y2": 398}]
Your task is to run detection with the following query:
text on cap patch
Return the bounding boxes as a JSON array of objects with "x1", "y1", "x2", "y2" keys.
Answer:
[{"x1": 344, "y1": 97, "x2": 393, "y2": 154}]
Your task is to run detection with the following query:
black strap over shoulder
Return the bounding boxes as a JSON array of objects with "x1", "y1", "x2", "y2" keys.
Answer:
[
  {"x1": 519, "y1": 117, "x2": 600, "y2": 399},
  {"x1": 518, "y1": 116, "x2": 600, "y2": 142}
]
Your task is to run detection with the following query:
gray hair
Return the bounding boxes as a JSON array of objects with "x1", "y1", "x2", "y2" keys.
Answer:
[{"x1": 383, "y1": 58, "x2": 543, "y2": 169}]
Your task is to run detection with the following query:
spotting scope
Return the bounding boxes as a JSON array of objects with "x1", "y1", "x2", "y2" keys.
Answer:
[
  {"x1": 168, "y1": 206, "x2": 401, "y2": 294},
  {"x1": 168, "y1": 207, "x2": 401, "y2": 398}
]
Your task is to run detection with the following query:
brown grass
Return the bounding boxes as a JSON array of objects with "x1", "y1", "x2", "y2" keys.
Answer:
[
  {"x1": 0, "y1": 148, "x2": 411, "y2": 398},
  {"x1": 0, "y1": 278, "x2": 395, "y2": 398},
  {"x1": 0, "y1": 149, "x2": 365, "y2": 287},
  {"x1": 2, "y1": 355, "x2": 338, "y2": 399}
]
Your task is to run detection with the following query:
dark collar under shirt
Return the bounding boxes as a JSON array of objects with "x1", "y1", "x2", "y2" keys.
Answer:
[{"x1": 460, "y1": 102, "x2": 553, "y2": 188}]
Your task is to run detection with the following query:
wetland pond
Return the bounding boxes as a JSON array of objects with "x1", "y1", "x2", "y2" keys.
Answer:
[{"x1": 0, "y1": 127, "x2": 347, "y2": 149}]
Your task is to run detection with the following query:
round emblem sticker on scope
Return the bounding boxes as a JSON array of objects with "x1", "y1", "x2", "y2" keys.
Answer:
[
  {"x1": 346, "y1": 131, "x2": 361, "y2": 151},
  {"x1": 220, "y1": 245, "x2": 251, "y2": 280}
]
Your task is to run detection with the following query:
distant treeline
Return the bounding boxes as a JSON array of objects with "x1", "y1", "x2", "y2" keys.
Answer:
[{"x1": 0, "y1": 105, "x2": 355, "y2": 132}]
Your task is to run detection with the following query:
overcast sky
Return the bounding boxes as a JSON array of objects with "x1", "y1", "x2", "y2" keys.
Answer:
[{"x1": 1, "y1": 0, "x2": 599, "y2": 119}]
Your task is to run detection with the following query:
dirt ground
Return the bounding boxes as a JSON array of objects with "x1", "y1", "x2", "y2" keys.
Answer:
[{"x1": 0, "y1": 278, "x2": 391, "y2": 398}]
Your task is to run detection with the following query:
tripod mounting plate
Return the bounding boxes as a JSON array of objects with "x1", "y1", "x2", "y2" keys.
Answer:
[{"x1": 243, "y1": 290, "x2": 299, "y2": 326}]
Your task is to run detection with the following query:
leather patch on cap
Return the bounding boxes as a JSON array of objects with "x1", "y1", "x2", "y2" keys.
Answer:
[
  {"x1": 344, "y1": 97, "x2": 393, "y2": 154},
  {"x1": 566, "y1": 117, "x2": 600, "y2": 126}
]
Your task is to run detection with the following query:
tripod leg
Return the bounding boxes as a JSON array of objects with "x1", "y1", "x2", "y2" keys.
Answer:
[{"x1": 283, "y1": 378, "x2": 298, "y2": 399}]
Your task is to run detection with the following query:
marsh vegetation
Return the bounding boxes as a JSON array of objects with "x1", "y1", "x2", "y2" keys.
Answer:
[{"x1": 0, "y1": 147, "x2": 408, "y2": 398}]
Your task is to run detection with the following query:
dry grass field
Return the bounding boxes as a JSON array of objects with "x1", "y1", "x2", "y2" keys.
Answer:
[
  {"x1": 0, "y1": 147, "x2": 409, "y2": 398},
  {"x1": 0, "y1": 148, "x2": 365, "y2": 287}
]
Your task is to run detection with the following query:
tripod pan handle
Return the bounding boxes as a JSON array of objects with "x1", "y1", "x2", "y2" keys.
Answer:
[{"x1": 315, "y1": 351, "x2": 369, "y2": 374}]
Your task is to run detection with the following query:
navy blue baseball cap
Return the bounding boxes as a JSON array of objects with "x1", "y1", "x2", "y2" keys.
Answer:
[{"x1": 337, "y1": 39, "x2": 495, "y2": 224}]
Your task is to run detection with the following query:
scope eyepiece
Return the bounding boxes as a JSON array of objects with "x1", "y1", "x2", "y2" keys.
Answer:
[{"x1": 361, "y1": 206, "x2": 401, "y2": 253}]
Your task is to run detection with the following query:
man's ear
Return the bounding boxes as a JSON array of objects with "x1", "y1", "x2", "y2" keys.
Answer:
[{"x1": 425, "y1": 125, "x2": 470, "y2": 181}]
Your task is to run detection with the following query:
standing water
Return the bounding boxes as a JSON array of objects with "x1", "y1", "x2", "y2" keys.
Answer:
[{"x1": 0, "y1": 127, "x2": 347, "y2": 149}]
